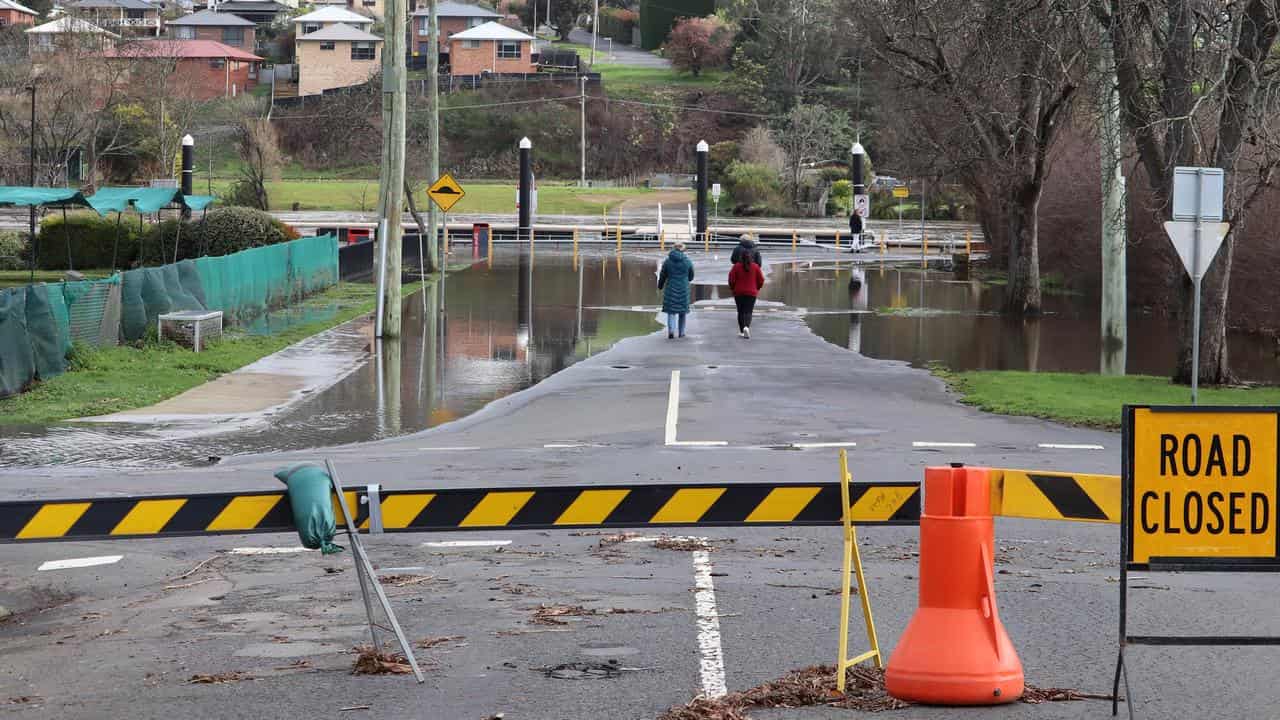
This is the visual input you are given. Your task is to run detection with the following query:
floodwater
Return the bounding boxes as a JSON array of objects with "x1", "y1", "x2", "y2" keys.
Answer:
[{"x1": 0, "y1": 248, "x2": 1275, "y2": 468}]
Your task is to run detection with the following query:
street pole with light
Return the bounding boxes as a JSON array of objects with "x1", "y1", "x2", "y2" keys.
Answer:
[
  {"x1": 851, "y1": 141, "x2": 867, "y2": 250},
  {"x1": 695, "y1": 140, "x2": 708, "y2": 245},
  {"x1": 591, "y1": 0, "x2": 598, "y2": 66}
]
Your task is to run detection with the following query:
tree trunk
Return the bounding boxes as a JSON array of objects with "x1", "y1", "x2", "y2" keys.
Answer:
[
  {"x1": 1173, "y1": 233, "x2": 1233, "y2": 384},
  {"x1": 1004, "y1": 183, "x2": 1042, "y2": 315},
  {"x1": 404, "y1": 181, "x2": 435, "y2": 274}
]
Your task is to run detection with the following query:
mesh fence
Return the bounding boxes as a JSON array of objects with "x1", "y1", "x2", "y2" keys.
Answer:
[{"x1": 0, "y1": 235, "x2": 338, "y2": 396}]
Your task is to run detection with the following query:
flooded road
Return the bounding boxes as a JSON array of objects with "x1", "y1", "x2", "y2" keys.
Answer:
[{"x1": 1, "y1": 248, "x2": 1274, "y2": 468}]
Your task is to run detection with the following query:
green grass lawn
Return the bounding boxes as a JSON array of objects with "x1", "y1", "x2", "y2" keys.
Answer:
[
  {"x1": 934, "y1": 368, "x2": 1280, "y2": 430},
  {"x1": 211, "y1": 180, "x2": 657, "y2": 214},
  {"x1": 0, "y1": 281, "x2": 419, "y2": 425}
]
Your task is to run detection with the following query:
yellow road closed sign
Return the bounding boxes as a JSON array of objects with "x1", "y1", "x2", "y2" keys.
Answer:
[
  {"x1": 427, "y1": 173, "x2": 465, "y2": 213},
  {"x1": 892, "y1": 186, "x2": 909, "y2": 199},
  {"x1": 1127, "y1": 406, "x2": 1278, "y2": 565}
]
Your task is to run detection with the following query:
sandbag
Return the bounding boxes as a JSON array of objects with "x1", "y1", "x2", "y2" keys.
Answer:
[{"x1": 274, "y1": 463, "x2": 344, "y2": 554}]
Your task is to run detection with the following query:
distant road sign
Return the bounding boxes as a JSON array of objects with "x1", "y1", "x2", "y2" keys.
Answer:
[
  {"x1": 853, "y1": 194, "x2": 870, "y2": 217},
  {"x1": 1127, "y1": 406, "x2": 1278, "y2": 566},
  {"x1": 892, "y1": 186, "x2": 909, "y2": 199},
  {"x1": 428, "y1": 173, "x2": 465, "y2": 213},
  {"x1": 711, "y1": 182, "x2": 721, "y2": 201}
]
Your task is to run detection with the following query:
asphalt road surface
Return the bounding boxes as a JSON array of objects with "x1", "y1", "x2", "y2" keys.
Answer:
[{"x1": 2, "y1": 287, "x2": 1275, "y2": 719}]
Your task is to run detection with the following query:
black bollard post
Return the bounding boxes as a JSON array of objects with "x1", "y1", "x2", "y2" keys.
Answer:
[
  {"x1": 850, "y1": 141, "x2": 868, "y2": 250},
  {"x1": 695, "y1": 140, "x2": 708, "y2": 246},
  {"x1": 181, "y1": 134, "x2": 194, "y2": 221},
  {"x1": 518, "y1": 137, "x2": 532, "y2": 243}
]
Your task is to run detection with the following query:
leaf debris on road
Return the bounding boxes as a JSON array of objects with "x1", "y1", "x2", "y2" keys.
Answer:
[
  {"x1": 351, "y1": 646, "x2": 416, "y2": 675},
  {"x1": 187, "y1": 671, "x2": 252, "y2": 684}
]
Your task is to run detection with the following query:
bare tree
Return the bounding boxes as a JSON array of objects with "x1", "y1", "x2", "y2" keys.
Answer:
[
  {"x1": 865, "y1": 0, "x2": 1083, "y2": 314},
  {"x1": 234, "y1": 115, "x2": 282, "y2": 210},
  {"x1": 1099, "y1": 0, "x2": 1280, "y2": 384}
]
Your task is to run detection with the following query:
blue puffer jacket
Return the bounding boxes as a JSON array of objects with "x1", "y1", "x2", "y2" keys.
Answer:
[{"x1": 658, "y1": 249, "x2": 694, "y2": 314}]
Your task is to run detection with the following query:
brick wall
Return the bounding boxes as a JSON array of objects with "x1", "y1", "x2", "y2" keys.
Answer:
[
  {"x1": 170, "y1": 58, "x2": 256, "y2": 100},
  {"x1": 448, "y1": 38, "x2": 532, "y2": 75},
  {"x1": 297, "y1": 39, "x2": 382, "y2": 96},
  {"x1": 178, "y1": 25, "x2": 257, "y2": 53},
  {"x1": 0, "y1": 9, "x2": 35, "y2": 26}
]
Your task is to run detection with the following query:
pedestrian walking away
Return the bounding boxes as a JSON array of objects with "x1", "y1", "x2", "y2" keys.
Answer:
[
  {"x1": 728, "y1": 247, "x2": 765, "y2": 339},
  {"x1": 849, "y1": 210, "x2": 864, "y2": 252},
  {"x1": 658, "y1": 241, "x2": 694, "y2": 339},
  {"x1": 730, "y1": 234, "x2": 762, "y2": 267}
]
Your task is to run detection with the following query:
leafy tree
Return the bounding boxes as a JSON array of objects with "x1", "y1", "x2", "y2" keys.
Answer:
[
  {"x1": 664, "y1": 16, "x2": 733, "y2": 76},
  {"x1": 723, "y1": 0, "x2": 851, "y2": 109},
  {"x1": 770, "y1": 103, "x2": 852, "y2": 205}
]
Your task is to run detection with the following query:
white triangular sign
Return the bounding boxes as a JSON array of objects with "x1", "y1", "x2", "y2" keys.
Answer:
[{"x1": 1163, "y1": 221, "x2": 1230, "y2": 280}]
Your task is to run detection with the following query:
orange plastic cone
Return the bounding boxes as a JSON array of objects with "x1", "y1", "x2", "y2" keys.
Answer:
[{"x1": 884, "y1": 465, "x2": 1023, "y2": 704}]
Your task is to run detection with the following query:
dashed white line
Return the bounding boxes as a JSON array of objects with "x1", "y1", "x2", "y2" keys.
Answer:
[
  {"x1": 227, "y1": 547, "x2": 307, "y2": 555},
  {"x1": 417, "y1": 446, "x2": 481, "y2": 451},
  {"x1": 38, "y1": 555, "x2": 123, "y2": 571},
  {"x1": 691, "y1": 549, "x2": 728, "y2": 699},
  {"x1": 665, "y1": 370, "x2": 681, "y2": 445},
  {"x1": 912, "y1": 441, "x2": 977, "y2": 448},
  {"x1": 423, "y1": 540, "x2": 512, "y2": 548},
  {"x1": 544, "y1": 443, "x2": 590, "y2": 449},
  {"x1": 791, "y1": 441, "x2": 858, "y2": 449},
  {"x1": 1038, "y1": 443, "x2": 1106, "y2": 450},
  {"x1": 670, "y1": 440, "x2": 731, "y2": 447}
]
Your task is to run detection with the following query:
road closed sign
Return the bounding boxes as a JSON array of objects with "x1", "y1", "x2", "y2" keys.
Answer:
[{"x1": 1127, "y1": 406, "x2": 1278, "y2": 565}]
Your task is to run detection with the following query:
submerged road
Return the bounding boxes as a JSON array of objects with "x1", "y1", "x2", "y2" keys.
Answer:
[{"x1": 1, "y1": 278, "x2": 1275, "y2": 718}]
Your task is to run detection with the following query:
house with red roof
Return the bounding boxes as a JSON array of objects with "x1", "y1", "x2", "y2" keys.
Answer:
[
  {"x1": 103, "y1": 39, "x2": 263, "y2": 99},
  {"x1": 0, "y1": 0, "x2": 38, "y2": 28}
]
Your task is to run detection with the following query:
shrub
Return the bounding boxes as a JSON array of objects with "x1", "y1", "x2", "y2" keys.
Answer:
[
  {"x1": 827, "y1": 179, "x2": 853, "y2": 216},
  {"x1": 663, "y1": 16, "x2": 732, "y2": 76},
  {"x1": 132, "y1": 206, "x2": 297, "y2": 265},
  {"x1": 0, "y1": 230, "x2": 27, "y2": 270},
  {"x1": 37, "y1": 213, "x2": 142, "y2": 270},
  {"x1": 724, "y1": 161, "x2": 785, "y2": 215}
]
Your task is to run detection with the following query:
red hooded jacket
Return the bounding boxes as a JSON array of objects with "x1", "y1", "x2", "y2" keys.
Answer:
[{"x1": 728, "y1": 261, "x2": 765, "y2": 297}]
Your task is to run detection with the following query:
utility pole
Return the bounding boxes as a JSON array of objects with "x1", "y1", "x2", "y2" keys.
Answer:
[
  {"x1": 591, "y1": 0, "x2": 598, "y2": 66},
  {"x1": 426, "y1": 0, "x2": 440, "y2": 272},
  {"x1": 1098, "y1": 16, "x2": 1127, "y2": 375},
  {"x1": 27, "y1": 83, "x2": 35, "y2": 282},
  {"x1": 579, "y1": 74, "x2": 587, "y2": 188},
  {"x1": 376, "y1": 0, "x2": 408, "y2": 338}
]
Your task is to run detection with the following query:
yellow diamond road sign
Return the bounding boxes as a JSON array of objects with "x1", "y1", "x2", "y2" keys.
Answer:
[{"x1": 428, "y1": 173, "x2": 465, "y2": 213}]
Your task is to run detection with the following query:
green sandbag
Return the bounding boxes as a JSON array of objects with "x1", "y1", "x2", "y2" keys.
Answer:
[{"x1": 274, "y1": 463, "x2": 344, "y2": 554}]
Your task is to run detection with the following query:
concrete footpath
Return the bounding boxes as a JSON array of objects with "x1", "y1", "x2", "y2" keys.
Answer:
[{"x1": 1, "y1": 298, "x2": 1276, "y2": 719}]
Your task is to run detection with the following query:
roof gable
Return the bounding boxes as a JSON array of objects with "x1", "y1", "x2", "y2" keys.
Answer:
[
  {"x1": 449, "y1": 20, "x2": 532, "y2": 41},
  {"x1": 413, "y1": 1, "x2": 500, "y2": 18},
  {"x1": 292, "y1": 5, "x2": 372, "y2": 24},
  {"x1": 297, "y1": 22, "x2": 380, "y2": 41},
  {"x1": 169, "y1": 8, "x2": 254, "y2": 25},
  {"x1": 0, "y1": 0, "x2": 38, "y2": 16}
]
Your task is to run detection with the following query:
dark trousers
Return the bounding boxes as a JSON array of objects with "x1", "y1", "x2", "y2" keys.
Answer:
[{"x1": 734, "y1": 294, "x2": 756, "y2": 332}]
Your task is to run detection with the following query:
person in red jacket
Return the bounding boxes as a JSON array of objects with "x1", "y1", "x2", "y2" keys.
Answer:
[{"x1": 728, "y1": 251, "x2": 765, "y2": 339}]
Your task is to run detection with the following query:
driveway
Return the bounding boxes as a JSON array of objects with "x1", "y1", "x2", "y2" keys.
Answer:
[{"x1": 568, "y1": 28, "x2": 671, "y2": 68}]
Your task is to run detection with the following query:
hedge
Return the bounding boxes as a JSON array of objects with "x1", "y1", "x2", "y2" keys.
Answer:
[{"x1": 36, "y1": 213, "x2": 142, "y2": 270}]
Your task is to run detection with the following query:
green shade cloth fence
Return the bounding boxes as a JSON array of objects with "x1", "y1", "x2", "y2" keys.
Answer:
[
  {"x1": 0, "y1": 235, "x2": 337, "y2": 399},
  {"x1": 0, "y1": 187, "x2": 93, "y2": 208},
  {"x1": 86, "y1": 187, "x2": 216, "y2": 215}
]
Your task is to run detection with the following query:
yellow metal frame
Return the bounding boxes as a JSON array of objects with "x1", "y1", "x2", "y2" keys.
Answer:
[{"x1": 835, "y1": 449, "x2": 883, "y2": 692}]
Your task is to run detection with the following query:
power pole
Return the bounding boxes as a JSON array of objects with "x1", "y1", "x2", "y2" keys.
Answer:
[
  {"x1": 591, "y1": 0, "x2": 598, "y2": 66},
  {"x1": 426, "y1": 0, "x2": 440, "y2": 272},
  {"x1": 1097, "y1": 16, "x2": 1127, "y2": 375},
  {"x1": 377, "y1": 0, "x2": 408, "y2": 338},
  {"x1": 27, "y1": 83, "x2": 35, "y2": 282},
  {"x1": 579, "y1": 74, "x2": 586, "y2": 188}
]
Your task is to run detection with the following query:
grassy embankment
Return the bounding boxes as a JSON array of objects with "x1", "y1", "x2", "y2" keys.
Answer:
[
  {"x1": 934, "y1": 367, "x2": 1280, "y2": 430},
  {"x1": 0, "y1": 280, "x2": 422, "y2": 425},
  {"x1": 208, "y1": 180, "x2": 658, "y2": 214}
]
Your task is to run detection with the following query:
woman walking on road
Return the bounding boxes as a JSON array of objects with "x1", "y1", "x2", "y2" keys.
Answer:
[
  {"x1": 658, "y1": 241, "x2": 694, "y2": 339},
  {"x1": 728, "y1": 247, "x2": 764, "y2": 339}
]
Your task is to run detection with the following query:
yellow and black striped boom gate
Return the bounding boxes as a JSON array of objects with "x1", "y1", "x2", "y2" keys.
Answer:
[
  {"x1": 0, "y1": 480, "x2": 921, "y2": 543},
  {"x1": 987, "y1": 468, "x2": 1120, "y2": 524}
]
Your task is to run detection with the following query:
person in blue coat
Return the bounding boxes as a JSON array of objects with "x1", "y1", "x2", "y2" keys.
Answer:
[{"x1": 658, "y1": 242, "x2": 694, "y2": 339}]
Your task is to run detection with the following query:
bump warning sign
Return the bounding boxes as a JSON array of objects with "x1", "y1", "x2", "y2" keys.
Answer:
[{"x1": 1127, "y1": 407, "x2": 1278, "y2": 565}]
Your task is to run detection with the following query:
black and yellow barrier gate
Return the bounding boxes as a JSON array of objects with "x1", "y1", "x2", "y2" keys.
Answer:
[{"x1": 0, "y1": 480, "x2": 921, "y2": 543}]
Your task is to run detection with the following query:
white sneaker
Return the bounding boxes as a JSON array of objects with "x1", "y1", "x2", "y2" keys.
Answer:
[{"x1": 743, "y1": 327, "x2": 750, "y2": 339}]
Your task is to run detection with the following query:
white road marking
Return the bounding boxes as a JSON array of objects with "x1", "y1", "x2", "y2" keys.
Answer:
[
  {"x1": 692, "y1": 549, "x2": 728, "y2": 699},
  {"x1": 423, "y1": 540, "x2": 512, "y2": 548},
  {"x1": 417, "y1": 446, "x2": 481, "y2": 451},
  {"x1": 544, "y1": 443, "x2": 589, "y2": 449},
  {"x1": 1038, "y1": 443, "x2": 1106, "y2": 450},
  {"x1": 912, "y1": 441, "x2": 977, "y2": 448},
  {"x1": 228, "y1": 547, "x2": 307, "y2": 555},
  {"x1": 665, "y1": 370, "x2": 727, "y2": 447},
  {"x1": 38, "y1": 555, "x2": 123, "y2": 571},
  {"x1": 791, "y1": 441, "x2": 858, "y2": 449},
  {"x1": 665, "y1": 370, "x2": 681, "y2": 445}
]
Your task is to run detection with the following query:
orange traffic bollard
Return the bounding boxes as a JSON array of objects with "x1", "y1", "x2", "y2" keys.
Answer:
[{"x1": 885, "y1": 465, "x2": 1023, "y2": 705}]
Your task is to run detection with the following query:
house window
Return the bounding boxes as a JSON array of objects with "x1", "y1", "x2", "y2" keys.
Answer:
[
  {"x1": 418, "y1": 16, "x2": 428, "y2": 33},
  {"x1": 319, "y1": 40, "x2": 334, "y2": 50},
  {"x1": 174, "y1": 25, "x2": 195, "y2": 38},
  {"x1": 462, "y1": 39, "x2": 479, "y2": 49},
  {"x1": 221, "y1": 27, "x2": 244, "y2": 45},
  {"x1": 127, "y1": 9, "x2": 144, "y2": 18},
  {"x1": 351, "y1": 42, "x2": 375, "y2": 60},
  {"x1": 0, "y1": 18, "x2": 7, "y2": 27},
  {"x1": 497, "y1": 41, "x2": 519, "y2": 59},
  {"x1": 302, "y1": 22, "x2": 320, "y2": 34},
  {"x1": 467, "y1": 16, "x2": 482, "y2": 27},
  {"x1": 210, "y1": 58, "x2": 226, "y2": 68},
  {"x1": 362, "y1": 0, "x2": 375, "y2": 6}
]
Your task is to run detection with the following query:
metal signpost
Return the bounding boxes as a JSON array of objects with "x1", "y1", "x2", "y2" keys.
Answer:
[
  {"x1": 1164, "y1": 167, "x2": 1228, "y2": 404},
  {"x1": 428, "y1": 172, "x2": 465, "y2": 264},
  {"x1": 711, "y1": 182, "x2": 721, "y2": 225},
  {"x1": 893, "y1": 185, "x2": 909, "y2": 233}
]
